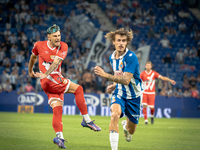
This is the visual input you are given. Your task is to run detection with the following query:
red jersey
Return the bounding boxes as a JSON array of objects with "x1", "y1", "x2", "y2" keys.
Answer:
[
  {"x1": 32, "y1": 41, "x2": 68, "y2": 75},
  {"x1": 140, "y1": 70, "x2": 160, "y2": 94}
]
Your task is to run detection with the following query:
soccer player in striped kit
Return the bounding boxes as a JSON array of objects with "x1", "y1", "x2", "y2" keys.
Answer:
[
  {"x1": 94, "y1": 28, "x2": 143, "y2": 150},
  {"x1": 140, "y1": 61, "x2": 176, "y2": 125}
]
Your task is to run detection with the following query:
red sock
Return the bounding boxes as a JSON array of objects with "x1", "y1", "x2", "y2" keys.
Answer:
[
  {"x1": 151, "y1": 108, "x2": 155, "y2": 116},
  {"x1": 74, "y1": 86, "x2": 88, "y2": 115},
  {"x1": 52, "y1": 106, "x2": 63, "y2": 133},
  {"x1": 143, "y1": 108, "x2": 147, "y2": 120}
]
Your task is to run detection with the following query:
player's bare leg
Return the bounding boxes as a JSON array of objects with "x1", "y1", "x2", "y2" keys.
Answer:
[
  {"x1": 149, "y1": 106, "x2": 155, "y2": 124},
  {"x1": 121, "y1": 117, "x2": 137, "y2": 142},
  {"x1": 142, "y1": 104, "x2": 148, "y2": 125},
  {"x1": 109, "y1": 104, "x2": 121, "y2": 150},
  {"x1": 51, "y1": 100, "x2": 66, "y2": 149},
  {"x1": 66, "y1": 81, "x2": 101, "y2": 131}
]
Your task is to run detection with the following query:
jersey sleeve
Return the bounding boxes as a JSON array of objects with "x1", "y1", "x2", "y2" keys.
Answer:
[
  {"x1": 32, "y1": 42, "x2": 39, "y2": 56},
  {"x1": 124, "y1": 53, "x2": 138, "y2": 75},
  {"x1": 56, "y1": 43, "x2": 68, "y2": 60},
  {"x1": 154, "y1": 71, "x2": 160, "y2": 78}
]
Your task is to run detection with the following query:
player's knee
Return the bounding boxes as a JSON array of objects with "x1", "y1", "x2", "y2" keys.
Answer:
[
  {"x1": 111, "y1": 112, "x2": 120, "y2": 123},
  {"x1": 142, "y1": 104, "x2": 147, "y2": 108}
]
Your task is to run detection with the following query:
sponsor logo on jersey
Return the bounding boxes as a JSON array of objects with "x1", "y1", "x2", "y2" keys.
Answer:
[
  {"x1": 18, "y1": 93, "x2": 44, "y2": 105},
  {"x1": 50, "y1": 55, "x2": 56, "y2": 60}
]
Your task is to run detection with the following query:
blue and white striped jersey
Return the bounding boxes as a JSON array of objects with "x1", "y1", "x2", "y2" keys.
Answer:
[{"x1": 109, "y1": 48, "x2": 143, "y2": 99}]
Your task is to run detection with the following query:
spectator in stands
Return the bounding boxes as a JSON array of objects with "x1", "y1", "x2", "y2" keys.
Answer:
[
  {"x1": 161, "y1": 26, "x2": 170, "y2": 35},
  {"x1": 84, "y1": 37, "x2": 92, "y2": 49},
  {"x1": 12, "y1": 62, "x2": 19, "y2": 72},
  {"x1": 21, "y1": 41, "x2": 29, "y2": 59},
  {"x1": 175, "y1": 49, "x2": 185, "y2": 64},
  {"x1": 182, "y1": 79, "x2": 190, "y2": 92},
  {"x1": 3, "y1": 57, "x2": 11, "y2": 72},
  {"x1": 147, "y1": 7, "x2": 156, "y2": 19},
  {"x1": 14, "y1": 10, "x2": 21, "y2": 29},
  {"x1": 123, "y1": 15, "x2": 132, "y2": 25},
  {"x1": 10, "y1": 70, "x2": 18, "y2": 90},
  {"x1": 39, "y1": 2, "x2": 47, "y2": 13},
  {"x1": 0, "y1": 47, "x2": 5, "y2": 66},
  {"x1": 38, "y1": 16, "x2": 48, "y2": 26},
  {"x1": 164, "y1": 1, "x2": 172, "y2": 10},
  {"x1": 82, "y1": 69, "x2": 95, "y2": 93},
  {"x1": 23, "y1": 62, "x2": 29, "y2": 73},
  {"x1": 178, "y1": 21, "x2": 187, "y2": 33},
  {"x1": 189, "y1": 46, "x2": 197, "y2": 58},
  {"x1": 162, "y1": 53, "x2": 173, "y2": 64},
  {"x1": 169, "y1": 11, "x2": 177, "y2": 22},
  {"x1": 17, "y1": 85, "x2": 25, "y2": 95},
  {"x1": 25, "y1": 82, "x2": 35, "y2": 92},
  {"x1": 2, "y1": 79, "x2": 12, "y2": 93},
  {"x1": 178, "y1": 9, "x2": 186, "y2": 18},
  {"x1": 191, "y1": 88, "x2": 199, "y2": 99},
  {"x1": 174, "y1": 88, "x2": 183, "y2": 98},
  {"x1": 164, "y1": 14, "x2": 174, "y2": 23},
  {"x1": 30, "y1": 28, "x2": 40, "y2": 44},
  {"x1": 138, "y1": 40, "x2": 147, "y2": 48},
  {"x1": 56, "y1": 7, "x2": 64, "y2": 17},
  {"x1": 183, "y1": 90, "x2": 191, "y2": 97},
  {"x1": 197, "y1": 71, "x2": 200, "y2": 82},
  {"x1": 90, "y1": 9, "x2": 97, "y2": 19},
  {"x1": 63, "y1": 19, "x2": 71, "y2": 33},
  {"x1": 25, "y1": 10, "x2": 32, "y2": 24},
  {"x1": 166, "y1": 86, "x2": 173, "y2": 97},
  {"x1": 189, "y1": 75, "x2": 197, "y2": 90},
  {"x1": 159, "y1": 36, "x2": 171, "y2": 48},
  {"x1": 100, "y1": 22, "x2": 108, "y2": 32},
  {"x1": 18, "y1": 69, "x2": 30, "y2": 89},
  {"x1": 157, "y1": 0, "x2": 165, "y2": 9},
  {"x1": 21, "y1": 1, "x2": 29, "y2": 11},
  {"x1": 15, "y1": 51, "x2": 24, "y2": 67},
  {"x1": 184, "y1": 46, "x2": 190, "y2": 57},
  {"x1": 1, "y1": 70, "x2": 10, "y2": 85},
  {"x1": 160, "y1": 81, "x2": 167, "y2": 96},
  {"x1": 18, "y1": 31, "x2": 27, "y2": 46},
  {"x1": 169, "y1": 27, "x2": 177, "y2": 36},
  {"x1": 4, "y1": 28, "x2": 11, "y2": 38},
  {"x1": 8, "y1": 33, "x2": 17, "y2": 45},
  {"x1": 0, "y1": 84, "x2": 3, "y2": 93},
  {"x1": 190, "y1": 23, "x2": 198, "y2": 33},
  {"x1": 182, "y1": 73, "x2": 189, "y2": 82},
  {"x1": 147, "y1": 27, "x2": 155, "y2": 39},
  {"x1": 19, "y1": 9, "x2": 27, "y2": 25}
]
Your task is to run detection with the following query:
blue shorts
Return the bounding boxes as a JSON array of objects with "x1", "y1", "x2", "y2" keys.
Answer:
[{"x1": 110, "y1": 95, "x2": 141, "y2": 124}]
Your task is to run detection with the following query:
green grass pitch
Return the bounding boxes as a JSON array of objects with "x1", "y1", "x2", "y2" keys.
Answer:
[{"x1": 0, "y1": 112, "x2": 200, "y2": 150}]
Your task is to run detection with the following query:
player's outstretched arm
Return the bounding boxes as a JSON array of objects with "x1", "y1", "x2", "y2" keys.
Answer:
[
  {"x1": 28, "y1": 54, "x2": 37, "y2": 78},
  {"x1": 94, "y1": 66, "x2": 133, "y2": 85},
  {"x1": 159, "y1": 75, "x2": 176, "y2": 85},
  {"x1": 35, "y1": 57, "x2": 62, "y2": 79}
]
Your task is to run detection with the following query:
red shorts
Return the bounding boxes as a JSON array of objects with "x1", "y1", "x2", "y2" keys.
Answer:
[
  {"x1": 40, "y1": 74, "x2": 71, "y2": 105},
  {"x1": 142, "y1": 93, "x2": 155, "y2": 107}
]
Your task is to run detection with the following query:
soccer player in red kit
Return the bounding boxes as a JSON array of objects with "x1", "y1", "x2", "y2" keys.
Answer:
[
  {"x1": 140, "y1": 61, "x2": 176, "y2": 125},
  {"x1": 28, "y1": 24, "x2": 101, "y2": 149}
]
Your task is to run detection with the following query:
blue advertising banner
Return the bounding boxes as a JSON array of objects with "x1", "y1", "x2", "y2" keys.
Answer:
[{"x1": 0, "y1": 91, "x2": 200, "y2": 118}]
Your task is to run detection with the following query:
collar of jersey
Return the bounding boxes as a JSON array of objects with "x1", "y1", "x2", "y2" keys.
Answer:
[
  {"x1": 145, "y1": 70, "x2": 152, "y2": 75},
  {"x1": 111, "y1": 48, "x2": 128, "y2": 59},
  {"x1": 47, "y1": 40, "x2": 56, "y2": 50}
]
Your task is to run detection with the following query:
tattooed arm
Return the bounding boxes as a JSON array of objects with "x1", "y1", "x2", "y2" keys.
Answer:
[
  {"x1": 94, "y1": 66, "x2": 133, "y2": 85},
  {"x1": 44, "y1": 57, "x2": 62, "y2": 76},
  {"x1": 35, "y1": 56, "x2": 62, "y2": 79}
]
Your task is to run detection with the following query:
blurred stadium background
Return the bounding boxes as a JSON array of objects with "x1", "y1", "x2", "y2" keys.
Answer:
[{"x1": 0, "y1": 1, "x2": 200, "y2": 116}]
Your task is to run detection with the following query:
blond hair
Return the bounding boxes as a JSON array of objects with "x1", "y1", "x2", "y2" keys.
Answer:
[
  {"x1": 146, "y1": 61, "x2": 152, "y2": 65},
  {"x1": 105, "y1": 28, "x2": 133, "y2": 45}
]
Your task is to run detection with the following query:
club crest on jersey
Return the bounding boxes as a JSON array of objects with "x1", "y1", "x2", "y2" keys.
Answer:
[
  {"x1": 63, "y1": 79, "x2": 68, "y2": 84},
  {"x1": 111, "y1": 96, "x2": 116, "y2": 103},
  {"x1": 50, "y1": 55, "x2": 56, "y2": 60},
  {"x1": 119, "y1": 62, "x2": 123, "y2": 68}
]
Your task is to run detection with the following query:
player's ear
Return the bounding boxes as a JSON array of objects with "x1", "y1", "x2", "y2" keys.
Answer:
[{"x1": 47, "y1": 34, "x2": 50, "y2": 40}]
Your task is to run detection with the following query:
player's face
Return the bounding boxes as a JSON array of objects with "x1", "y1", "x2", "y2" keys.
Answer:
[
  {"x1": 145, "y1": 63, "x2": 152, "y2": 71},
  {"x1": 113, "y1": 34, "x2": 127, "y2": 52},
  {"x1": 48, "y1": 31, "x2": 61, "y2": 47}
]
